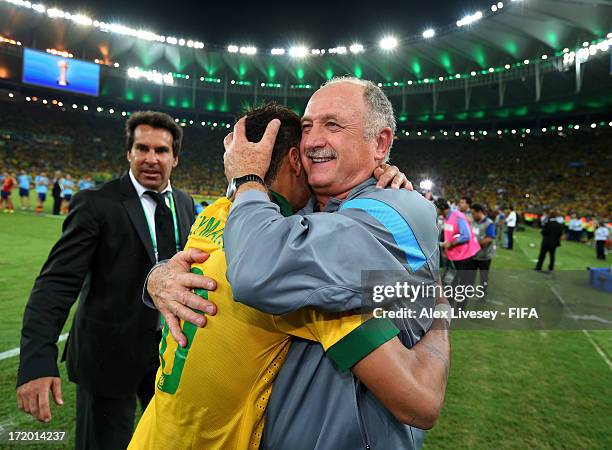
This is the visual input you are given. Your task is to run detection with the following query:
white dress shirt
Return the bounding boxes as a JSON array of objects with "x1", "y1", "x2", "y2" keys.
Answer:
[
  {"x1": 129, "y1": 170, "x2": 173, "y2": 253},
  {"x1": 506, "y1": 211, "x2": 517, "y2": 227}
]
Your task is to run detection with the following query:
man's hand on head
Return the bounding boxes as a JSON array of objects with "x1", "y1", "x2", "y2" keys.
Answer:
[
  {"x1": 374, "y1": 164, "x2": 413, "y2": 190},
  {"x1": 147, "y1": 248, "x2": 218, "y2": 347},
  {"x1": 223, "y1": 117, "x2": 281, "y2": 182}
]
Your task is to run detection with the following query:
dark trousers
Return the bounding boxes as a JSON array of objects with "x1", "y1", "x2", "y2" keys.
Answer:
[
  {"x1": 596, "y1": 240, "x2": 606, "y2": 260},
  {"x1": 506, "y1": 226, "x2": 515, "y2": 249},
  {"x1": 52, "y1": 195, "x2": 61, "y2": 215},
  {"x1": 75, "y1": 366, "x2": 157, "y2": 450},
  {"x1": 536, "y1": 243, "x2": 557, "y2": 270},
  {"x1": 473, "y1": 259, "x2": 492, "y2": 293},
  {"x1": 452, "y1": 257, "x2": 476, "y2": 308}
]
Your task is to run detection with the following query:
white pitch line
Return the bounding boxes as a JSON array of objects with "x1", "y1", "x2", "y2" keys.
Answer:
[
  {"x1": 0, "y1": 333, "x2": 68, "y2": 361},
  {"x1": 582, "y1": 330, "x2": 612, "y2": 371},
  {"x1": 549, "y1": 286, "x2": 612, "y2": 372}
]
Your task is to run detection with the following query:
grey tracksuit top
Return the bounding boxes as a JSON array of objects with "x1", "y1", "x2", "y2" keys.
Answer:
[{"x1": 225, "y1": 177, "x2": 440, "y2": 450}]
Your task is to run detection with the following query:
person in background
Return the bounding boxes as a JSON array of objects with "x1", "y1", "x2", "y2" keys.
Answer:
[
  {"x1": 77, "y1": 176, "x2": 94, "y2": 191},
  {"x1": 535, "y1": 212, "x2": 564, "y2": 272},
  {"x1": 194, "y1": 199, "x2": 209, "y2": 215},
  {"x1": 1, "y1": 171, "x2": 17, "y2": 214},
  {"x1": 435, "y1": 197, "x2": 480, "y2": 306},
  {"x1": 51, "y1": 171, "x2": 63, "y2": 216},
  {"x1": 594, "y1": 221, "x2": 609, "y2": 260},
  {"x1": 471, "y1": 204, "x2": 496, "y2": 297},
  {"x1": 505, "y1": 205, "x2": 517, "y2": 250},
  {"x1": 495, "y1": 207, "x2": 506, "y2": 245},
  {"x1": 35, "y1": 172, "x2": 50, "y2": 215},
  {"x1": 17, "y1": 170, "x2": 33, "y2": 211},
  {"x1": 60, "y1": 174, "x2": 75, "y2": 214},
  {"x1": 459, "y1": 195, "x2": 473, "y2": 225},
  {"x1": 568, "y1": 213, "x2": 583, "y2": 242}
]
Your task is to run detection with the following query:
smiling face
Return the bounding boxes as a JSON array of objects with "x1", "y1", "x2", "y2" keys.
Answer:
[
  {"x1": 300, "y1": 82, "x2": 388, "y2": 201},
  {"x1": 127, "y1": 124, "x2": 178, "y2": 191}
]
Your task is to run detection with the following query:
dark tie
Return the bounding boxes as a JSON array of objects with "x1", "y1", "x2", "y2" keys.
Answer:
[{"x1": 144, "y1": 191, "x2": 176, "y2": 261}]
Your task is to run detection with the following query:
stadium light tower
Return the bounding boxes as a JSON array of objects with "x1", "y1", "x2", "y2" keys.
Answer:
[
  {"x1": 289, "y1": 46, "x2": 308, "y2": 57},
  {"x1": 422, "y1": 29, "x2": 435, "y2": 39},
  {"x1": 379, "y1": 36, "x2": 398, "y2": 50}
]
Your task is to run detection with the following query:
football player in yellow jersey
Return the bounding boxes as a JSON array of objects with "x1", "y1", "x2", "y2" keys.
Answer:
[{"x1": 129, "y1": 104, "x2": 401, "y2": 450}]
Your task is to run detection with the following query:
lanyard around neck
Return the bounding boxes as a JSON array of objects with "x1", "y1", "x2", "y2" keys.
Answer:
[{"x1": 142, "y1": 192, "x2": 181, "y2": 262}]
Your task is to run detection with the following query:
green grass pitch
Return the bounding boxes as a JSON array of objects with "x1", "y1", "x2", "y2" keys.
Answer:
[{"x1": 0, "y1": 192, "x2": 610, "y2": 449}]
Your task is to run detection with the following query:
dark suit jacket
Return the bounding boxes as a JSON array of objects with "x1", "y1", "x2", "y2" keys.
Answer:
[
  {"x1": 541, "y1": 219, "x2": 564, "y2": 248},
  {"x1": 18, "y1": 172, "x2": 195, "y2": 397}
]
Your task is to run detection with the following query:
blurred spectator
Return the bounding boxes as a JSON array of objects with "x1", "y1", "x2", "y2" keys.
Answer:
[
  {"x1": 505, "y1": 206, "x2": 517, "y2": 250},
  {"x1": 535, "y1": 213, "x2": 564, "y2": 272},
  {"x1": 595, "y1": 221, "x2": 609, "y2": 260}
]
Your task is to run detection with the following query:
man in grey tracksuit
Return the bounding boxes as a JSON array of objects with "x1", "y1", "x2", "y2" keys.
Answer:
[
  {"x1": 224, "y1": 180, "x2": 440, "y2": 449},
  {"x1": 221, "y1": 78, "x2": 448, "y2": 449}
]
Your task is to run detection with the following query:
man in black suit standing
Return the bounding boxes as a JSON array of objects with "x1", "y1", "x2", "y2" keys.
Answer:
[
  {"x1": 535, "y1": 211, "x2": 564, "y2": 272},
  {"x1": 16, "y1": 111, "x2": 195, "y2": 449}
]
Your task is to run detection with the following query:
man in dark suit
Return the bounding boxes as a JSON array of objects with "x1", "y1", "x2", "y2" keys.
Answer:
[
  {"x1": 16, "y1": 111, "x2": 195, "y2": 449},
  {"x1": 535, "y1": 211, "x2": 564, "y2": 272}
]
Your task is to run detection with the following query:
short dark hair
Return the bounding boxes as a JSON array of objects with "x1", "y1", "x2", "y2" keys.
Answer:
[
  {"x1": 125, "y1": 111, "x2": 183, "y2": 157},
  {"x1": 472, "y1": 203, "x2": 486, "y2": 214},
  {"x1": 460, "y1": 196, "x2": 472, "y2": 206},
  {"x1": 244, "y1": 102, "x2": 302, "y2": 185},
  {"x1": 434, "y1": 197, "x2": 450, "y2": 211}
]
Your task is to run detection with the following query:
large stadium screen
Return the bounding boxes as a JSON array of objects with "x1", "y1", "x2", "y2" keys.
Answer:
[{"x1": 22, "y1": 48, "x2": 100, "y2": 96}]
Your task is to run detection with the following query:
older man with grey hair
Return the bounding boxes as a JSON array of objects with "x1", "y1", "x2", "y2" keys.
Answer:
[{"x1": 148, "y1": 77, "x2": 450, "y2": 449}]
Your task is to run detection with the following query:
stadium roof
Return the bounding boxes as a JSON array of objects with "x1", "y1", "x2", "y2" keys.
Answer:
[{"x1": 1, "y1": 0, "x2": 611, "y2": 83}]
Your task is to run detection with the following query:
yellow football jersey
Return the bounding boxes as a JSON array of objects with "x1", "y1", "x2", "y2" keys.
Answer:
[{"x1": 129, "y1": 197, "x2": 397, "y2": 450}]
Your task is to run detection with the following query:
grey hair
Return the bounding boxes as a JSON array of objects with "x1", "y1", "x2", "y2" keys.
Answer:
[{"x1": 322, "y1": 76, "x2": 396, "y2": 161}]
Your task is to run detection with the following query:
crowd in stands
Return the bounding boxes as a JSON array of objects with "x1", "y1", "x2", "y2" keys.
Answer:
[{"x1": 1, "y1": 101, "x2": 610, "y2": 223}]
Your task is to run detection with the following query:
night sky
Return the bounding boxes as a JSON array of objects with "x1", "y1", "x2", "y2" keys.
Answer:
[{"x1": 48, "y1": 0, "x2": 495, "y2": 48}]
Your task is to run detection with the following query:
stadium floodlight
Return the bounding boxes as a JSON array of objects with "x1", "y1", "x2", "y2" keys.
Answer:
[
  {"x1": 511, "y1": 129, "x2": 517, "y2": 134},
  {"x1": 377, "y1": 82, "x2": 383, "y2": 87},
  {"x1": 455, "y1": 132, "x2": 460, "y2": 136},
  {"x1": 574, "y1": 125, "x2": 579, "y2": 130},
  {"x1": 424, "y1": 78, "x2": 429, "y2": 83},
  {"x1": 470, "y1": 71, "x2": 477, "y2": 76},
  {"x1": 349, "y1": 43, "x2": 364, "y2": 54},
  {"x1": 166, "y1": 37, "x2": 178, "y2": 45},
  {"x1": 271, "y1": 48, "x2": 285, "y2": 55},
  {"x1": 419, "y1": 180, "x2": 434, "y2": 191},
  {"x1": 488, "y1": 67, "x2": 495, "y2": 72},
  {"x1": 240, "y1": 46, "x2": 257, "y2": 55},
  {"x1": 497, "y1": 130, "x2": 502, "y2": 135},
  {"x1": 557, "y1": 126, "x2": 563, "y2": 131},
  {"x1": 417, "y1": 132, "x2": 422, "y2": 136},
  {"x1": 42, "y1": 99, "x2": 48, "y2": 104},
  {"x1": 457, "y1": 11, "x2": 482, "y2": 27},
  {"x1": 379, "y1": 36, "x2": 398, "y2": 50},
  {"x1": 227, "y1": 45, "x2": 239, "y2": 53},
  {"x1": 504, "y1": 64, "x2": 511, "y2": 69},
  {"x1": 542, "y1": 127, "x2": 547, "y2": 132},
  {"x1": 8, "y1": 92, "x2": 14, "y2": 98},
  {"x1": 289, "y1": 46, "x2": 308, "y2": 58},
  {"x1": 83, "y1": 105, "x2": 88, "y2": 110},
  {"x1": 178, "y1": 39, "x2": 186, "y2": 46},
  {"x1": 187, "y1": 40, "x2": 194, "y2": 48},
  {"x1": 590, "y1": 123, "x2": 597, "y2": 128},
  {"x1": 541, "y1": 54, "x2": 548, "y2": 60},
  {"x1": 498, "y1": 2, "x2": 504, "y2": 8},
  {"x1": 491, "y1": 5, "x2": 497, "y2": 12},
  {"x1": 408, "y1": 80, "x2": 413, "y2": 85},
  {"x1": 526, "y1": 128, "x2": 530, "y2": 133},
  {"x1": 438, "y1": 76, "x2": 443, "y2": 81},
  {"x1": 422, "y1": 29, "x2": 435, "y2": 39},
  {"x1": 455, "y1": 73, "x2": 461, "y2": 78},
  {"x1": 523, "y1": 59, "x2": 530, "y2": 64},
  {"x1": 609, "y1": 122, "x2": 612, "y2": 127},
  {"x1": 483, "y1": 131, "x2": 488, "y2": 135}
]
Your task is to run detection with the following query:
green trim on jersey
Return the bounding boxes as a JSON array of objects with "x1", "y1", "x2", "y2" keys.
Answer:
[
  {"x1": 270, "y1": 191, "x2": 294, "y2": 217},
  {"x1": 327, "y1": 318, "x2": 400, "y2": 372}
]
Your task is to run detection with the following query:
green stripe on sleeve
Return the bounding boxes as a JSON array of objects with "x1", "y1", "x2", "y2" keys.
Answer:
[{"x1": 327, "y1": 318, "x2": 400, "y2": 372}]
